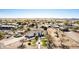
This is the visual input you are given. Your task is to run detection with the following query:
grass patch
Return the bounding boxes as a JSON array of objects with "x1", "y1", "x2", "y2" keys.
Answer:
[
  {"x1": 31, "y1": 39, "x2": 36, "y2": 46},
  {"x1": 41, "y1": 38, "x2": 47, "y2": 47}
]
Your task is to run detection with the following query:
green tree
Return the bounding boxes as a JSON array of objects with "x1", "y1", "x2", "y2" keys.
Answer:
[
  {"x1": 64, "y1": 20, "x2": 69, "y2": 25},
  {"x1": 27, "y1": 27, "x2": 31, "y2": 31},
  {"x1": 35, "y1": 36, "x2": 38, "y2": 41}
]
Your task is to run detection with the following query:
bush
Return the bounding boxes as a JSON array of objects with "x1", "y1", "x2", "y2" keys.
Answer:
[
  {"x1": 64, "y1": 20, "x2": 69, "y2": 25},
  {"x1": 27, "y1": 28, "x2": 31, "y2": 31},
  {"x1": 14, "y1": 34, "x2": 22, "y2": 38},
  {"x1": 0, "y1": 32, "x2": 5, "y2": 40},
  {"x1": 28, "y1": 43, "x2": 31, "y2": 45},
  {"x1": 41, "y1": 26, "x2": 47, "y2": 30},
  {"x1": 35, "y1": 36, "x2": 38, "y2": 41},
  {"x1": 29, "y1": 23, "x2": 35, "y2": 27}
]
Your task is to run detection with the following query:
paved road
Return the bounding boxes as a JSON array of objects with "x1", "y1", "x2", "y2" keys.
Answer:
[
  {"x1": 36, "y1": 38, "x2": 41, "y2": 49},
  {"x1": 64, "y1": 31, "x2": 79, "y2": 43}
]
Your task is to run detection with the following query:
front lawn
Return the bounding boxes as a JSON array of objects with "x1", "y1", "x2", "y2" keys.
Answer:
[
  {"x1": 41, "y1": 38, "x2": 47, "y2": 47},
  {"x1": 31, "y1": 39, "x2": 37, "y2": 46}
]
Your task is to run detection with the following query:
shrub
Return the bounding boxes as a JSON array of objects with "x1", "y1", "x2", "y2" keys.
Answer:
[
  {"x1": 27, "y1": 28, "x2": 31, "y2": 31},
  {"x1": 0, "y1": 32, "x2": 5, "y2": 40}
]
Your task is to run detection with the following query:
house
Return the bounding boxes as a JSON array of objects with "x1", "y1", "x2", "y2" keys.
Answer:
[
  {"x1": 59, "y1": 26, "x2": 69, "y2": 31},
  {"x1": 52, "y1": 24, "x2": 59, "y2": 28},
  {"x1": 0, "y1": 25, "x2": 16, "y2": 30},
  {"x1": 25, "y1": 30, "x2": 44, "y2": 40}
]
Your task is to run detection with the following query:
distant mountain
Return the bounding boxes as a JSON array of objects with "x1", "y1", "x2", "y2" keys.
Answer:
[
  {"x1": 62, "y1": 18, "x2": 79, "y2": 20},
  {"x1": 0, "y1": 18, "x2": 79, "y2": 20}
]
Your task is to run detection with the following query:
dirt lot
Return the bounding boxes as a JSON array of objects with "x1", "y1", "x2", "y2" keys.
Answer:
[{"x1": 47, "y1": 28, "x2": 79, "y2": 49}]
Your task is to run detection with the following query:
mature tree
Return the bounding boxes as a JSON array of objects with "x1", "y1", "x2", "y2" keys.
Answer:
[
  {"x1": 64, "y1": 20, "x2": 69, "y2": 25},
  {"x1": 27, "y1": 27, "x2": 31, "y2": 31},
  {"x1": 17, "y1": 22, "x2": 22, "y2": 25},
  {"x1": 35, "y1": 36, "x2": 38, "y2": 41},
  {"x1": 41, "y1": 26, "x2": 47, "y2": 30}
]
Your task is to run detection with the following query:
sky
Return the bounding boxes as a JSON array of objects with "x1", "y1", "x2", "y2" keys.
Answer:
[{"x1": 0, "y1": 9, "x2": 79, "y2": 18}]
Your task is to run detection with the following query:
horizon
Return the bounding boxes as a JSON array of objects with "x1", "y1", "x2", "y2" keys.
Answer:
[{"x1": 0, "y1": 9, "x2": 79, "y2": 18}]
